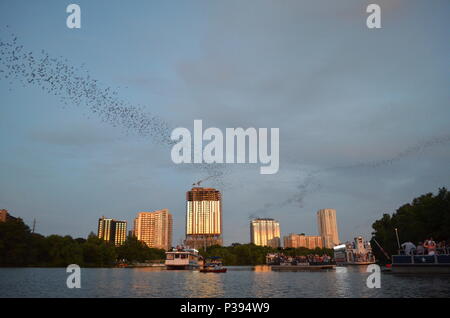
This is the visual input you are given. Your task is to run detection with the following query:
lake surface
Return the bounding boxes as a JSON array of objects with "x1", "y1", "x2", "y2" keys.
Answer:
[{"x1": 1, "y1": 266, "x2": 449, "y2": 298}]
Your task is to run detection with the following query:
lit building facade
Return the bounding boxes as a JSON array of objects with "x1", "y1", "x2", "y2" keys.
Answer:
[
  {"x1": 0, "y1": 209, "x2": 8, "y2": 222},
  {"x1": 113, "y1": 220, "x2": 127, "y2": 246},
  {"x1": 185, "y1": 187, "x2": 223, "y2": 249},
  {"x1": 98, "y1": 216, "x2": 127, "y2": 246},
  {"x1": 283, "y1": 233, "x2": 323, "y2": 249},
  {"x1": 134, "y1": 209, "x2": 173, "y2": 250},
  {"x1": 317, "y1": 209, "x2": 340, "y2": 248},
  {"x1": 250, "y1": 218, "x2": 281, "y2": 248}
]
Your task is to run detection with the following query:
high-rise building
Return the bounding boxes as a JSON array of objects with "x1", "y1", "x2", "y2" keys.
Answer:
[
  {"x1": 283, "y1": 233, "x2": 323, "y2": 249},
  {"x1": 0, "y1": 209, "x2": 17, "y2": 223},
  {"x1": 250, "y1": 218, "x2": 281, "y2": 248},
  {"x1": 317, "y1": 209, "x2": 340, "y2": 248},
  {"x1": 0, "y1": 209, "x2": 8, "y2": 222},
  {"x1": 185, "y1": 187, "x2": 222, "y2": 249},
  {"x1": 134, "y1": 209, "x2": 173, "y2": 250},
  {"x1": 113, "y1": 220, "x2": 127, "y2": 246},
  {"x1": 98, "y1": 216, "x2": 127, "y2": 246}
]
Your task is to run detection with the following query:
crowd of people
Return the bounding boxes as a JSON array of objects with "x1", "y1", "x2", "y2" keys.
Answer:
[
  {"x1": 400, "y1": 237, "x2": 450, "y2": 256},
  {"x1": 266, "y1": 253, "x2": 333, "y2": 265}
]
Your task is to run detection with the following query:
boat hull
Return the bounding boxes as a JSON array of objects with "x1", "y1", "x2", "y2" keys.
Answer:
[
  {"x1": 199, "y1": 268, "x2": 227, "y2": 273},
  {"x1": 337, "y1": 261, "x2": 376, "y2": 266},
  {"x1": 166, "y1": 264, "x2": 199, "y2": 270},
  {"x1": 271, "y1": 265, "x2": 335, "y2": 271},
  {"x1": 391, "y1": 265, "x2": 450, "y2": 274},
  {"x1": 391, "y1": 254, "x2": 450, "y2": 273}
]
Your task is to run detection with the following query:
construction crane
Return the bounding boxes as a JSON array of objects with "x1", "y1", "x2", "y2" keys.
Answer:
[{"x1": 192, "y1": 175, "x2": 214, "y2": 187}]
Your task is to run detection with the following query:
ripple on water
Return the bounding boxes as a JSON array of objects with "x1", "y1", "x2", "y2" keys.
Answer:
[{"x1": 0, "y1": 267, "x2": 449, "y2": 298}]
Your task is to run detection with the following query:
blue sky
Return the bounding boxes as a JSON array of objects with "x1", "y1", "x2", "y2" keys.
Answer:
[{"x1": 1, "y1": 0, "x2": 449, "y2": 245}]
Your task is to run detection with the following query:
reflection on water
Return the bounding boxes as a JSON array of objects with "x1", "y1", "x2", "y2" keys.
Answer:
[
  {"x1": 0, "y1": 267, "x2": 449, "y2": 298},
  {"x1": 348, "y1": 265, "x2": 371, "y2": 273},
  {"x1": 185, "y1": 271, "x2": 224, "y2": 298},
  {"x1": 253, "y1": 265, "x2": 271, "y2": 272},
  {"x1": 335, "y1": 266, "x2": 351, "y2": 297}
]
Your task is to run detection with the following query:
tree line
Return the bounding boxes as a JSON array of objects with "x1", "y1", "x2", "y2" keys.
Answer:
[
  {"x1": 199, "y1": 243, "x2": 333, "y2": 266},
  {"x1": 6, "y1": 187, "x2": 446, "y2": 267},
  {"x1": 371, "y1": 187, "x2": 450, "y2": 263},
  {"x1": 0, "y1": 217, "x2": 335, "y2": 267},
  {"x1": 0, "y1": 218, "x2": 165, "y2": 267}
]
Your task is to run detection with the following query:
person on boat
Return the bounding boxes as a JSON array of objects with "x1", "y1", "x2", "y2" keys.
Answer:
[
  {"x1": 401, "y1": 241, "x2": 416, "y2": 255},
  {"x1": 436, "y1": 241, "x2": 446, "y2": 255},
  {"x1": 416, "y1": 242, "x2": 425, "y2": 255},
  {"x1": 424, "y1": 237, "x2": 436, "y2": 255}
]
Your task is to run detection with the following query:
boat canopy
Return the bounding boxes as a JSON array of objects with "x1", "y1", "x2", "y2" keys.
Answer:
[{"x1": 333, "y1": 244, "x2": 346, "y2": 250}]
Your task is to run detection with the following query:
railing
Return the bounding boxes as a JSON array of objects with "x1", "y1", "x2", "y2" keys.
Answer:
[
  {"x1": 397, "y1": 248, "x2": 450, "y2": 255},
  {"x1": 392, "y1": 254, "x2": 450, "y2": 265}
]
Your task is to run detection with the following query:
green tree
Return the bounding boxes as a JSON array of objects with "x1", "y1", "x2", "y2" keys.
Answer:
[
  {"x1": 43, "y1": 235, "x2": 83, "y2": 267},
  {"x1": 0, "y1": 218, "x2": 34, "y2": 266},
  {"x1": 116, "y1": 236, "x2": 165, "y2": 263},
  {"x1": 371, "y1": 187, "x2": 450, "y2": 262},
  {"x1": 82, "y1": 233, "x2": 116, "y2": 267}
]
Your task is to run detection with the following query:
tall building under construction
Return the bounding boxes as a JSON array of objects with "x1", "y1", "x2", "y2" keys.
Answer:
[{"x1": 184, "y1": 187, "x2": 223, "y2": 249}]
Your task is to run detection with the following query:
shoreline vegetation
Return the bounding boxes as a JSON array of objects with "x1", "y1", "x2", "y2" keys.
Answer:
[
  {"x1": 0, "y1": 225, "x2": 166, "y2": 267},
  {"x1": 198, "y1": 245, "x2": 333, "y2": 266},
  {"x1": 1, "y1": 187, "x2": 448, "y2": 267},
  {"x1": 370, "y1": 187, "x2": 450, "y2": 264}
]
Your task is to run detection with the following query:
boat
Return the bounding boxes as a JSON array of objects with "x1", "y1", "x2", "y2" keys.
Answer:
[
  {"x1": 200, "y1": 257, "x2": 227, "y2": 273},
  {"x1": 391, "y1": 253, "x2": 450, "y2": 273},
  {"x1": 333, "y1": 236, "x2": 376, "y2": 266},
  {"x1": 200, "y1": 266, "x2": 227, "y2": 273},
  {"x1": 126, "y1": 262, "x2": 165, "y2": 268},
  {"x1": 165, "y1": 247, "x2": 201, "y2": 270},
  {"x1": 266, "y1": 253, "x2": 335, "y2": 271},
  {"x1": 270, "y1": 264, "x2": 335, "y2": 271}
]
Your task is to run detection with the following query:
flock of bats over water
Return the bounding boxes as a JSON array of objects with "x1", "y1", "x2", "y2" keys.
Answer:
[{"x1": 1, "y1": 25, "x2": 449, "y2": 218}]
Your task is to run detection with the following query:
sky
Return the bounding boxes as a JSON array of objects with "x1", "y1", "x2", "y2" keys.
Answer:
[{"x1": 0, "y1": 0, "x2": 449, "y2": 245}]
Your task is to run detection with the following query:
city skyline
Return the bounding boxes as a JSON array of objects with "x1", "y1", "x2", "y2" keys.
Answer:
[
  {"x1": 1, "y1": 1, "x2": 449, "y2": 245},
  {"x1": 92, "y1": 198, "x2": 344, "y2": 248},
  {"x1": 86, "y1": 195, "x2": 343, "y2": 248}
]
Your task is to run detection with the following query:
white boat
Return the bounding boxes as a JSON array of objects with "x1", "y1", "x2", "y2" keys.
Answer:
[
  {"x1": 165, "y1": 248, "x2": 200, "y2": 270},
  {"x1": 334, "y1": 237, "x2": 376, "y2": 266}
]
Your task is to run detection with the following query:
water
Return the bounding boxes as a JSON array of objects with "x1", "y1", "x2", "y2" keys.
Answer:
[{"x1": 0, "y1": 266, "x2": 449, "y2": 297}]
